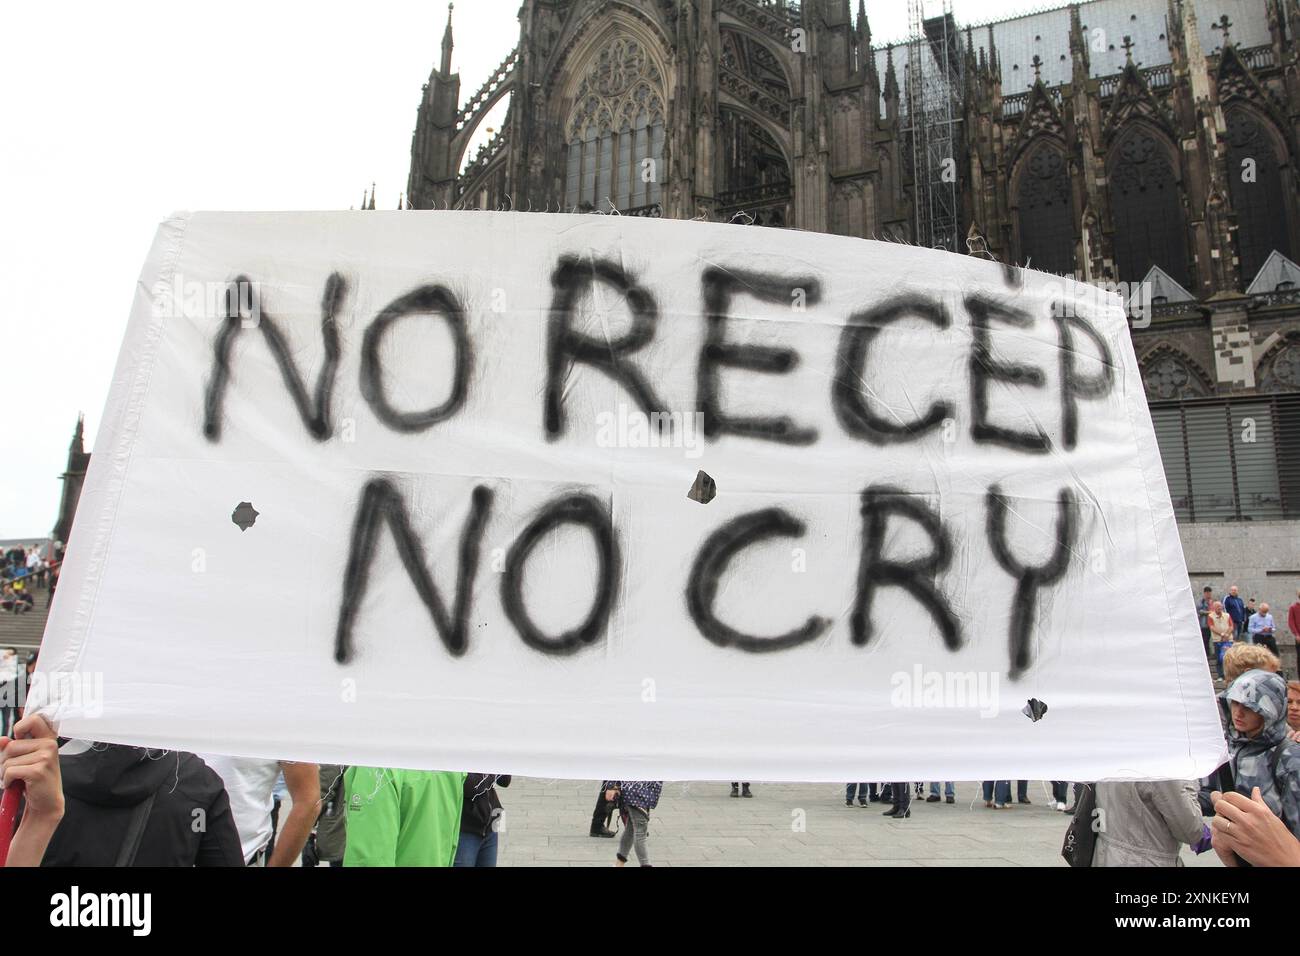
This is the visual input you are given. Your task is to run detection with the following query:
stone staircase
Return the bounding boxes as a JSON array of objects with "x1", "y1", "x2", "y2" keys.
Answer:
[{"x1": 0, "y1": 579, "x2": 54, "y2": 657}]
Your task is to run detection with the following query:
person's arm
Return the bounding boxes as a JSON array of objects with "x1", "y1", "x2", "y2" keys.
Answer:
[
  {"x1": 1210, "y1": 788, "x2": 1300, "y2": 867},
  {"x1": 268, "y1": 761, "x2": 320, "y2": 867},
  {"x1": 1247, "y1": 614, "x2": 1261, "y2": 635},
  {"x1": 1, "y1": 715, "x2": 63, "y2": 867},
  {"x1": 1145, "y1": 779, "x2": 1206, "y2": 846},
  {"x1": 342, "y1": 767, "x2": 399, "y2": 867},
  {"x1": 1289, "y1": 605, "x2": 1300, "y2": 638}
]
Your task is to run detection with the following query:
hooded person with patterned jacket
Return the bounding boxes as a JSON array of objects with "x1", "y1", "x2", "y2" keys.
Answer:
[
  {"x1": 1224, "y1": 669, "x2": 1300, "y2": 843},
  {"x1": 613, "y1": 780, "x2": 661, "y2": 868}
]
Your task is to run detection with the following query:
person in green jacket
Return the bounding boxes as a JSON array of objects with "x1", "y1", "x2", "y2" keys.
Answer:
[{"x1": 343, "y1": 766, "x2": 466, "y2": 867}]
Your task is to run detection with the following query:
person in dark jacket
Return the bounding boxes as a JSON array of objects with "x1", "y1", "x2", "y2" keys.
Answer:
[
  {"x1": 589, "y1": 780, "x2": 618, "y2": 838},
  {"x1": 1224, "y1": 586, "x2": 1247, "y2": 640},
  {"x1": 884, "y1": 778, "x2": 912, "y2": 818},
  {"x1": 302, "y1": 763, "x2": 347, "y2": 868},
  {"x1": 40, "y1": 742, "x2": 243, "y2": 866},
  {"x1": 455, "y1": 773, "x2": 511, "y2": 867}
]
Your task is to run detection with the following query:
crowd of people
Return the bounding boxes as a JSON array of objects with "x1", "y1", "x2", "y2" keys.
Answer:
[
  {"x1": 1080, "y1": 644, "x2": 1300, "y2": 867},
  {"x1": 1197, "y1": 584, "x2": 1299, "y2": 679},
  {"x1": 0, "y1": 542, "x2": 58, "y2": 614},
  {"x1": 2, "y1": 577, "x2": 1298, "y2": 868}
]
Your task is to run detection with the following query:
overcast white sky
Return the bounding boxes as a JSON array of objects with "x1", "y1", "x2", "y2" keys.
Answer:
[{"x1": 1, "y1": 0, "x2": 1042, "y2": 536}]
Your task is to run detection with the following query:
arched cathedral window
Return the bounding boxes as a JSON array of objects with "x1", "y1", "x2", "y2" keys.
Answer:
[
  {"x1": 1016, "y1": 144, "x2": 1075, "y2": 276},
  {"x1": 1224, "y1": 106, "x2": 1292, "y2": 283},
  {"x1": 1108, "y1": 128, "x2": 1190, "y2": 288},
  {"x1": 1142, "y1": 351, "x2": 1211, "y2": 401},
  {"x1": 563, "y1": 37, "x2": 666, "y2": 212},
  {"x1": 1259, "y1": 343, "x2": 1300, "y2": 393}
]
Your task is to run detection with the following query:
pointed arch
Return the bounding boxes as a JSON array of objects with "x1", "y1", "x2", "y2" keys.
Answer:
[
  {"x1": 718, "y1": 24, "x2": 795, "y2": 100},
  {"x1": 1216, "y1": 43, "x2": 1285, "y2": 121},
  {"x1": 1010, "y1": 137, "x2": 1075, "y2": 277},
  {"x1": 1256, "y1": 331, "x2": 1300, "y2": 393},
  {"x1": 1223, "y1": 102, "x2": 1296, "y2": 281},
  {"x1": 1138, "y1": 343, "x2": 1214, "y2": 400},
  {"x1": 550, "y1": 7, "x2": 672, "y2": 213},
  {"x1": 717, "y1": 107, "x2": 791, "y2": 193},
  {"x1": 1106, "y1": 122, "x2": 1190, "y2": 288},
  {"x1": 548, "y1": 2, "x2": 673, "y2": 101},
  {"x1": 1008, "y1": 82, "x2": 1065, "y2": 169},
  {"x1": 1103, "y1": 61, "x2": 1176, "y2": 143},
  {"x1": 718, "y1": 26, "x2": 794, "y2": 133}
]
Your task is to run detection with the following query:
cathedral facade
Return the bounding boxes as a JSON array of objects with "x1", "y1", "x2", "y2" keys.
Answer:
[{"x1": 405, "y1": 0, "x2": 1300, "y2": 608}]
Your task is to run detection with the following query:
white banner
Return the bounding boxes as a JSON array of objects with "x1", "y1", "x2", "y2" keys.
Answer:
[{"x1": 31, "y1": 211, "x2": 1225, "y2": 781}]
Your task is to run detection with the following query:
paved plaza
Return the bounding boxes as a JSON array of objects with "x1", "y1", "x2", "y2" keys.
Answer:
[
  {"x1": 493, "y1": 778, "x2": 1224, "y2": 867},
  {"x1": 1, "y1": 581, "x2": 1233, "y2": 869}
]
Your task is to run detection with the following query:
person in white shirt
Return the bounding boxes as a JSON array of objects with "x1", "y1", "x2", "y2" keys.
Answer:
[
  {"x1": 1248, "y1": 603, "x2": 1279, "y2": 656},
  {"x1": 200, "y1": 755, "x2": 319, "y2": 866}
]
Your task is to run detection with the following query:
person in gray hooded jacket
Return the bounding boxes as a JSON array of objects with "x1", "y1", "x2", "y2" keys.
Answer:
[
  {"x1": 1224, "y1": 668, "x2": 1300, "y2": 841},
  {"x1": 1092, "y1": 780, "x2": 1208, "y2": 866}
]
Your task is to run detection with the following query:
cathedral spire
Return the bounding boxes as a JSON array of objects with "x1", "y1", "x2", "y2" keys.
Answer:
[
  {"x1": 1266, "y1": 0, "x2": 1292, "y2": 69},
  {"x1": 884, "y1": 43, "x2": 899, "y2": 102},
  {"x1": 857, "y1": 0, "x2": 869, "y2": 44},
  {"x1": 1069, "y1": 3, "x2": 1090, "y2": 81},
  {"x1": 1181, "y1": 0, "x2": 1213, "y2": 109},
  {"x1": 986, "y1": 26, "x2": 1001, "y2": 99},
  {"x1": 1165, "y1": 0, "x2": 1187, "y2": 79},
  {"x1": 440, "y1": 2, "x2": 454, "y2": 75}
]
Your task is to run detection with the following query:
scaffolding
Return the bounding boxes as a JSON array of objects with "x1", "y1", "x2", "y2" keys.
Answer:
[{"x1": 902, "y1": 0, "x2": 963, "y2": 251}]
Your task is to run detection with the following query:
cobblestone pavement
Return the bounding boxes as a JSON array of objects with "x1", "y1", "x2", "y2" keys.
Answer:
[{"x1": 494, "y1": 778, "x2": 1223, "y2": 867}]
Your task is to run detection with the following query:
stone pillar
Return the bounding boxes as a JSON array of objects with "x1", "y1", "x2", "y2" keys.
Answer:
[{"x1": 1208, "y1": 295, "x2": 1255, "y2": 390}]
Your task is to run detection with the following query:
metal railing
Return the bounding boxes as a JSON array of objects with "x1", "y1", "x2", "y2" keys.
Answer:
[
  {"x1": 1238, "y1": 44, "x2": 1275, "y2": 71},
  {"x1": 1001, "y1": 85, "x2": 1064, "y2": 118},
  {"x1": 717, "y1": 181, "x2": 793, "y2": 207}
]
